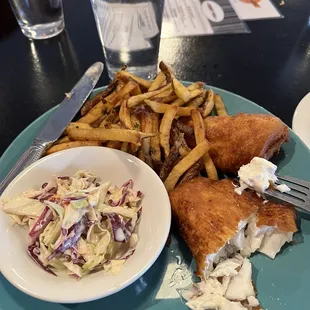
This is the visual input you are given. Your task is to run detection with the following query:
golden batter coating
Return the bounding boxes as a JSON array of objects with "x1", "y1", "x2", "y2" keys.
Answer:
[{"x1": 204, "y1": 113, "x2": 289, "y2": 174}]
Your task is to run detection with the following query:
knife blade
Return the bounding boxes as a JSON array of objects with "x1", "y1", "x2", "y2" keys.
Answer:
[{"x1": 0, "y1": 62, "x2": 104, "y2": 195}]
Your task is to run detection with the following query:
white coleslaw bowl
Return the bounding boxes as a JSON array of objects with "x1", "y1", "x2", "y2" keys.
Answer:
[{"x1": 0, "y1": 147, "x2": 171, "y2": 303}]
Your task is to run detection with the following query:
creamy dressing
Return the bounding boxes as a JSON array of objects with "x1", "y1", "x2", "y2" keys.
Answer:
[
  {"x1": 275, "y1": 184, "x2": 291, "y2": 193},
  {"x1": 104, "y1": 259, "x2": 126, "y2": 275},
  {"x1": 234, "y1": 157, "x2": 290, "y2": 195}
]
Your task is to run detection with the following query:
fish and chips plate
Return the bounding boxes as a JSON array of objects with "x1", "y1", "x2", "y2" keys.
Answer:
[{"x1": 0, "y1": 62, "x2": 309, "y2": 309}]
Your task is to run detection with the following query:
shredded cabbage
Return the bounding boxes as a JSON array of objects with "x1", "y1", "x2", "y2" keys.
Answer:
[{"x1": 1, "y1": 170, "x2": 142, "y2": 279}]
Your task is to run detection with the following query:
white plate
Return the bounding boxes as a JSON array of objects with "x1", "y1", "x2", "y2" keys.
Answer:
[
  {"x1": 292, "y1": 92, "x2": 310, "y2": 149},
  {"x1": 0, "y1": 147, "x2": 171, "y2": 303}
]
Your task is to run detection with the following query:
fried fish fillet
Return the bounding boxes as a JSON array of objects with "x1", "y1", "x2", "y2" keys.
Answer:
[
  {"x1": 204, "y1": 113, "x2": 289, "y2": 174},
  {"x1": 257, "y1": 203, "x2": 297, "y2": 232},
  {"x1": 242, "y1": 202, "x2": 297, "y2": 259},
  {"x1": 169, "y1": 177, "x2": 261, "y2": 278},
  {"x1": 169, "y1": 177, "x2": 297, "y2": 279}
]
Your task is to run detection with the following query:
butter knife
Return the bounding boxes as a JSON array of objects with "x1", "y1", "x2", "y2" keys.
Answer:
[{"x1": 0, "y1": 62, "x2": 104, "y2": 195}]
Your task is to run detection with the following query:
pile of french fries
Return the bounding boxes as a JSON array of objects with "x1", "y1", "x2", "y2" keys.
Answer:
[{"x1": 47, "y1": 62, "x2": 228, "y2": 192}]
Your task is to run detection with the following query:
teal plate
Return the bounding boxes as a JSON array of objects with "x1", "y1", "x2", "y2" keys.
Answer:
[{"x1": 1, "y1": 84, "x2": 310, "y2": 310}]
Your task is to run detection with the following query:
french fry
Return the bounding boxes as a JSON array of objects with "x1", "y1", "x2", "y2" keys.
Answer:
[
  {"x1": 138, "y1": 147, "x2": 145, "y2": 162},
  {"x1": 132, "y1": 104, "x2": 148, "y2": 117},
  {"x1": 149, "y1": 71, "x2": 166, "y2": 91},
  {"x1": 201, "y1": 89, "x2": 215, "y2": 117},
  {"x1": 131, "y1": 114, "x2": 141, "y2": 130},
  {"x1": 172, "y1": 78, "x2": 191, "y2": 102},
  {"x1": 144, "y1": 99, "x2": 174, "y2": 113},
  {"x1": 164, "y1": 140, "x2": 210, "y2": 192},
  {"x1": 67, "y1": 127, "x2": 143, "y2": 145},
  {"x1": 106, "y1": 80, "x2": 138, "y2": 106},
  {"x1": 140, "y1": 132, "x2": 157, "y2": 139},
  {"x1": 176, "y1": 106, "x2": 197, "y2": 117},
  {"x1": 150, "y1": 88, "x2": 172, "y2": 99},
  {"x1": 45, "y1": 64, "x2": 225, "y2": 186},
  {"x1": 160, "y1": 105, "x2": 178, "y2": 157},
  {"x1": 151, "y1": 92, "x2": 178, "y2": 103},
  {"x1": 119, "y1": 102, "x2": 124, "y2": 125},
  {"x1": 77, "y1": 101, "x2": 104, "y2": 124},
  {"x1": 99, "y1": 109, "x2": 117, "y2": 128},
  {"x1": 159, "y1": 133, "x2": 183, "y2": 181},
  {"x1": 191, "y1": 110, "x2": 218, "y2": 180},
  {"x1": 214, "y1": 93, "x2": 227, "y2": 116},
  {"x1": 159, "y1": 61, "x2": 174, "y2": 83},
  {"x1": 187, "y1": 90, "x2": 206, "y2": 108},
  {"x1": 172, "y1": 119, "x2": 194, "y2": 136},
  {"x1": 119, "y1": 100, "x2": 133, "y2": 129},
  {"x1": 104, "y1": 87, "x2": 119, "y2": 102},
  {"x1": 189, "y1": 82, "x2": 205, "y2": 90},
  {"x1": 80, "y1": 80, "x2": 117, "y2": 116},
  {"x1": 171, "y1": 88, "x2": 204, "y2": 107},
  {"x1": 80, "y1": 95, "x2": 102, "y2": 117},
  {"x1": 106, "y1": 141, "x2": 122, "y2": 150},
  {"x1": 171, "y1": 126, "x2": 192, "y2": 156},
  {"x1": 145, "y1": 100, "x2": 196, "y2": 116},
  {"x1": 116, "y1": 78, "x2": 125, "y2": 91},
  {"x1": 106, "y1": 124, "x2": 122, "y2": 129},
  {"x1": 130, "y1": 114, "x2": 141, "y2": 154},
  {"x1": 140, "y1": 114, "x2": 154, "y2": 169},
  {"x1": 179, "y1": 140, "x2": 192, "y2": 156},
  {"x1": 53, "y1": 136, "x2": 71, "y2": 145},
  {"x1": 121, "y1": 142, "x2": 128, "y2": 153},
  {"x1": 64, "y1": 122, "x2": 92, "y2": 135},
  {"x1": 127, "y1": 84, "x2": 172, "y2": 108},
  {"x1": 46, "y1": 141, "x2": 101, "y2": 155},
  {"x1": 130, "y1": 85, "x2": 142, "y2": 96},
  {"x1": 141, "y1": 113, "x2": 153, "y2": 161},
  {"x1": 113, "y1": 114, "x2": 120, "y2": 124},
  {"x1": 91, "y1": 114, "x2": 107, "y2": 128},
  {"x1": 116, "y1": 71, "x2": 152, "y2": 89},
  {"x1": 179, "y1": 159, "x2": 204, "y2": 185},
  {"x1": 191, "y1": 110, "x2": 206, "y2": 143},
  {"x1": 150, "y1": 113, "x2": 161, "y2": 162},
  {"x1": 143, "y1": 153, "x2": 154, "y2": 168}
]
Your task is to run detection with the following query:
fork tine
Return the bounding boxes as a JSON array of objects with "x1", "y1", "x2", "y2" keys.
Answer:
[
  {"x1": 284, "y1": 189, "x2": 307, "y2": 201},
  {"x1": 264, "y1": 189, "x2": 306, "y2": 210},
  {"x1": 277, "y1": 175, "x2": 310, "y2": 188},
  {"x1": 275, "y1": 181, "x2": 308, "y2": 193}
]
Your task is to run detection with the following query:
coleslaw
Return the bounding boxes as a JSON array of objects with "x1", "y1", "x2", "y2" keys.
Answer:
[{"x1": 0, "y1": 170, "x2": 143, "y2": 279}]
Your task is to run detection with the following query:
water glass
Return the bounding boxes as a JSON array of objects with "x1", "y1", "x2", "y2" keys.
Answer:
[
  {"x1": 8, "y1": 0, "x2": 65, "y2": 40},
  {"x1": 90, "y1": 0, "x2": 165, "y2": 79}
]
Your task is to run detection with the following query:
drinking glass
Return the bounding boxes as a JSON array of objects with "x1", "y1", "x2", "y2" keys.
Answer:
[
  {"x1": 90, "y1": 0, "x2": 165, "y2": 79},
  {"x1": 8, "y1": 0, "x2": 65, "y2": 40}
]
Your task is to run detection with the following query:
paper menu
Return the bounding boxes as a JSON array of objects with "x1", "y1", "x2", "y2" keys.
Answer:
[
  {"x1": 161, "y1": 0, "x2": 248, "y2": 38},
  {"x1": 229, "y1": 0, "x2": 282, "y2": 20},
  {"x1": 92, "y1": 0, "x2": 282, "y2": 42}
]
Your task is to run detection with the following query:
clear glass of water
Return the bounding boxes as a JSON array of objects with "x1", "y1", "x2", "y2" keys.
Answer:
[
  {"x1": 8, "y1": 0, "x2": 65, "y2": 40},
  {"x1": 90, "y1": 0, "x2": 165, "y2": 79}
]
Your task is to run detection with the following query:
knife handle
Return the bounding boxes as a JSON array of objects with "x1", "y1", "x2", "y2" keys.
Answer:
[{"x1": 0, "y1": 140, "x2": 49, "y2": 196}]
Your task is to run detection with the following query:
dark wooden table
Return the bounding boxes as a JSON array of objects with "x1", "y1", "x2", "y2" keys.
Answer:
[{"x1": 1, "y1": 0, "x2": 310, "y2": 156}]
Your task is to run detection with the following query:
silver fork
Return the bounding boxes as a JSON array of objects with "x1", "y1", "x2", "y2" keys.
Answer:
[{"x1": 264, "y1": 175, "x2": 310, "y2": 212}]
